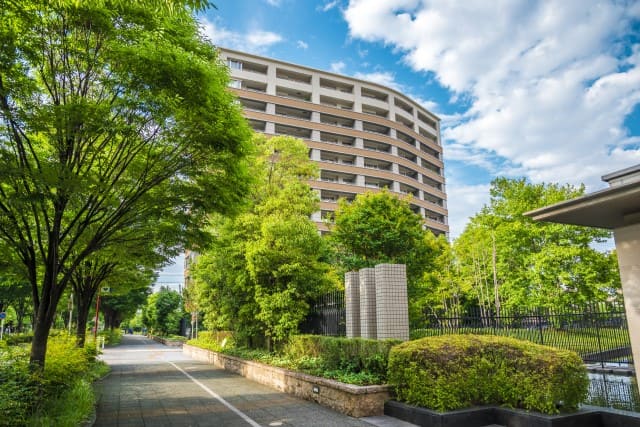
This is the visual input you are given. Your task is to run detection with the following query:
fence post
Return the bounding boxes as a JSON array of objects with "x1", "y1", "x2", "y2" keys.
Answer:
[
  {"x1": 537, "y1": 307, "x2": 544, "y2": 346},
  {"x1": 594, "y1": 305, "x2": 605, "y2": 369}
]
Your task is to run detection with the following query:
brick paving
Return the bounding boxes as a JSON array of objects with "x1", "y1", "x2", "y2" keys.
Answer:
[{"x1": 93, "y1": 335, "x2": 416, "y2": 427}]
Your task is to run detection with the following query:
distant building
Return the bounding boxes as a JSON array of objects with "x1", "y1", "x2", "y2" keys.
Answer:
[{"x1": 218, "y1": 48, "x2": 448, "y2": 236}]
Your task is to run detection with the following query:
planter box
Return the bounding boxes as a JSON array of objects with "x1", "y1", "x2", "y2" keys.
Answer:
[
  {"x1": 183, "y1": 344, "x2": 390, "y2": 417},
  {"x1": 384, "y1": 400, "x2": 640, "y2": 427}
]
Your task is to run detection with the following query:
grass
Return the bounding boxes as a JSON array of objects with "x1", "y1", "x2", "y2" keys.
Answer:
[{"x1": 410, "y1": 327, "x2": 631, "y2": 357}]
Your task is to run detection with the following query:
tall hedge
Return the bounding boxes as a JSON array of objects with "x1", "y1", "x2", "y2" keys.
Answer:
[{"x1": 387, "y1": 334, "x2": 588, "y2": 414}]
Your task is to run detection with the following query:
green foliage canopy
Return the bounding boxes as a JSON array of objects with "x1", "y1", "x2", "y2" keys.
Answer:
[
  {"x1": 0, "y1": 0, "x2": 251, "y2": 367},
  {"x1": 329, "y1": 189, "x2": 443, "y2": 325},
  {"x1": 143, "y1": 287, "x2": 183, "y2": 336},
  {"x1": 191, "y1": 135, "x2": 337, "y2": 346},
  {"x1": 450, "y1": 177, "x2": 618, "y2": 312}
]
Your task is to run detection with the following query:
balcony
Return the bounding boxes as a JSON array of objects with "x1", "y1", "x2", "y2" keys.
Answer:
[
  {"x1": 396, "y1": 130, "x2": 416, "y2": 147},
  {"x1": 361, "y1": 87, "x2": 388, "y2": 102},
  {"x1": 394, "y1": 97, "x2": 414, "y2": 115},
  {"x1": 320, "y1": 171, "x2": 357, "y2": 185},
  {"x1": 274, "y1": 123, "x2": 311, "y2": 139},
  {"x1": 320, "y1": 113, "x2": 355, "y2": 129},
  {"x1": 276, "y1": 68, "x2": 312, "y2": 84},
  {"x1": 420, "y1": 142, "x2": 440, "y2": 160},
  {"x1": 361, "y1": 104, "x2": 389, "y2": 118},
  {"x1": 227, "y1": 58, "x2": 268, "y2": 74},
  {"x1": 320, "y1": 151, "x2": 356, "y2": 165},
  {"x1": 320, "y1": 95, "x2": 353, "y2": 111},
  {"x1": 363, "y1": 158, "x2": 392, "y2": 171},
  {"x1": 363, "y1": 139, "x2": 391, "y2": 153},
  {"x1": 362, "y1": 121, "x2": 390, "y2": 136},
  {"x1": 275, "y1": 104, "x2": 312, "y2": 120},
  {"x1": 418, "y1": 111, "x2": 437, "y2": 130},
  {"x1": 320, "y1": 131, "x2": 355, "y2": 146},
  {"x1": 276, "y1": 86, "x2": 311, "y2": 102},
  {"x1": 397, "y1": 148, "x2": 417, "y2": 163},
  {"x1": 239, "y1": 98, "x2": 267, "y2": 112},
  {"x1": 320, "y1": 77, "x2": 354, "y2": 94},
  {"x1": 248, "y1": 119, "x2": 266, "y2": 132}
]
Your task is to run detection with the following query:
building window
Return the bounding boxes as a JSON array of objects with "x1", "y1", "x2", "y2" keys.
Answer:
[
  {"x1": 228, "y1": 59, "x2": 242, "y2": 70},
  {"x1": 228, "y1": 79, "x2": 242, "y2": 89}
]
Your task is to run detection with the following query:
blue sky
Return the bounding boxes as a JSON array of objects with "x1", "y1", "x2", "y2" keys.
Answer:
[{"x1": 157, "y1": 0, "x2": 640, "y2": 286}]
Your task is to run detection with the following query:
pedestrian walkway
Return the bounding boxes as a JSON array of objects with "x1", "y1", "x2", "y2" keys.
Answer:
[{"x1": 93, "y1": 335, "x2": 417, "y2": 427}]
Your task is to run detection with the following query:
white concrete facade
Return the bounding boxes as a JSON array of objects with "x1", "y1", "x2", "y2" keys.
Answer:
[
  {"x1": 613, "y1": 223, "x2": 640, "y2": 383},
  {"x1": 218, "y1": 47, "x2": 449, "y2": 236}
]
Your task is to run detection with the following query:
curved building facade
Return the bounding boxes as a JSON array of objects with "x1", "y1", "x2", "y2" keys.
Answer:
[{"x1": 219, "y1": 48, "x2": 448, "y2": 236}]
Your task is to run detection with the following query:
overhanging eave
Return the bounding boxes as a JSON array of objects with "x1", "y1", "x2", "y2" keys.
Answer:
[{"x1": 524, "y1": 183, "x2": 640, "y2": 229}]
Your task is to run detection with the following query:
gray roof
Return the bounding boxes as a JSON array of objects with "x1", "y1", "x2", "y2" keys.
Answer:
[{"x1": 525, "y1": 175, "x2": 640, "y2": 229}]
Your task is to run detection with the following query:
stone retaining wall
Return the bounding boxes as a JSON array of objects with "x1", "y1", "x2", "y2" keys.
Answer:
[
  {"x1": 183, "y1": 344, "x2": 390, "y2": 417},
  {"x1": 149, "y1": 335, "x2": 184, "y2": 347}
]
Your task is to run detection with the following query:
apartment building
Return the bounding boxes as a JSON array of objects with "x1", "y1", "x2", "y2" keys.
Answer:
[{"x1": 218, "y1": 47, "x2": 448, "y2": 236}]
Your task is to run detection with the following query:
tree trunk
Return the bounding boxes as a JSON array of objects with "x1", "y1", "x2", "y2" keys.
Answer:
[
  {"x1": 76, "y1": 299, "x2": 90, "y2": 347},
  {"x1": 74, "y1": 286, "x2": 97, "y2": 347},
  {"x1": 30, "y1": 290, "x2": 59, "y2": 370}
]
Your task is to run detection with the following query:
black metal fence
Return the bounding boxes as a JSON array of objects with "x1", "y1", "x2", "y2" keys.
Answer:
[
  {"x1": 299, "y1": 292, "x2": 345, "y2": 336},
  {"x1": 413, "y1": 303, "x2": 633, "y2": 366},
  {"x1": 300, "y1": 295, "x2": 633, "y2": 367},
  {"x1": 587, "y1": 372, "x2": 640, "y2": 412}
]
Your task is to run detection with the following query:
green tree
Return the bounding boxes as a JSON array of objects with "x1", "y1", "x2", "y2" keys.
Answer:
[
  {"x1": 0, "y1": 0, "x2": 250, "y2": 368},
  {"x1": 329, "y1": 190, "x2": 442, "y2": 325},
  {"x1": 143, "y1": 287, "x2": 183, "y2": 336},
  {"x1": 101, "y1": 285, "x2": 151, "y2": 331},
  {"x1": 191, "y1": 135, "x2": 337, "y2": 347},
  {"x1": 453, "y1": 177, "x2": 617, "y2": 311}
]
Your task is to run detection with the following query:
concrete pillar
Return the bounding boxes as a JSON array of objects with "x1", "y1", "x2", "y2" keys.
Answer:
[
  {"x1": 374, "y1": 264, "x2": 409, "y2": 341},
  {"x1": 613, "y1": 222, "x2": 640, "y2": 387},
  {"x1": 345, "y1": 272, "x2": 361, "y2": 338},
  {"x1": 359, "y1": 268, "x2": 377, "y2": 339}
]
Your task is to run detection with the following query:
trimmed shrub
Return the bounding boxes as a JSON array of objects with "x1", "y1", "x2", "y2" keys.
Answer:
[
  {"x1": 284, "y1": 335, "x2": 400, "y2": 383},
  {"x1": 387, "y1": 334, "x2": 588, "y2": 414}
]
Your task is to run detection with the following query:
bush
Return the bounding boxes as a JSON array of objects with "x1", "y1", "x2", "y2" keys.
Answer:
[
  {"x1": 99, "y1": 329, "x2": 123, "y2": 346},
  {"x1": 187, "y1": 330, "x2": 235, "y2": 352},
  {"x1": 387, "y1": 334, "x2": 588, "y2": 414},
  {"x1": 0, "y1": 334, "x2": 106, "y2": 426},
  {"x1": 0, "y1": 345, "x2": 39, "y2": 426},
  {"x1": 284, "y1": 335, "x2": 400, "y2": 384}
]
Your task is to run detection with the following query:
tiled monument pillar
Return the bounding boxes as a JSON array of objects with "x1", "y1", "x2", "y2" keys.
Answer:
[
  {"x1": 374, "y1": 264, "x2": 409, "y2": 340},
  {"x1": 345, "y1": 271, "x2": 360, "y2": 338},
  {"x1": 359, "y1": 268, "x2": 377, "y2": 339}
]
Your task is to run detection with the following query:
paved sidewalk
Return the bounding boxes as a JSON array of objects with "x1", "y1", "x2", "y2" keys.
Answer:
[{"x1": 93, "y1": 335, "x2": 417, "y2": 427}]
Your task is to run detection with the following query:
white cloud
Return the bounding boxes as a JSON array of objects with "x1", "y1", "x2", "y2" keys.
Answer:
[
  {"x1": 344, "y1": 0, "x2": 640, "y2": 232},
  {"x1": 297, "y1": 40, "x2": 309, "y2": 50},
  {"x1": 330, "y1": 61, "x2": 346, "y2": 73},
  {"x1": 319, "y1": 0, "x2": 340, "y2": 12},
  {"x1": 265, "y1": 0, "x2": 281, "y2": 6},
  {"x1": 246, "y1": 31, "x2": 283, "y2": 47},
  {"x1": 445, "y1": 182, "x2": 491, "y2": 239},
  {"x1": 199, "y1": 18, "x2": 283, "y2": 54},
  {"x1": 353, "y1": 70, "x2": 403, "y2": 91}
]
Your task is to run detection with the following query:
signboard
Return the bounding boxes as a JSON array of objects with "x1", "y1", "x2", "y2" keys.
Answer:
[{"x1": 0, "y1": 312, "x2": 5, "y2": 319}]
